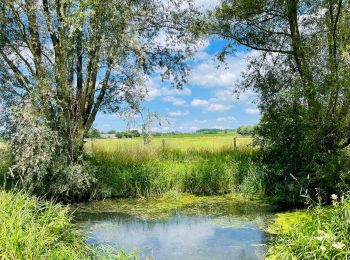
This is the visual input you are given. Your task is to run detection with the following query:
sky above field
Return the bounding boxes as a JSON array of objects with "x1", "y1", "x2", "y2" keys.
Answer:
[{"x1": 94, "y1": 0, "x2": 260, "y2": 133}]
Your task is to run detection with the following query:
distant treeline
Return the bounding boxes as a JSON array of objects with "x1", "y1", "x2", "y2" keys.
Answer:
[
  {"x1": 88, "y1": 125, "x2": 256, "y2": 139},
  {"x1": 87, "y1": 129, "x2": 141, "y2": 139},
  {"x1": 196, "y1": 126, "x2": 255, "y2": 136}
]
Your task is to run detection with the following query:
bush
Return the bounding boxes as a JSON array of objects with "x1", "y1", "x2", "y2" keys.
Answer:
[
  {"x1": 267, "y1": 194, "x2": 350, "y2": 259},
  {"x1": 8, "y1": 103, "x2": 95, "y2": 201}
]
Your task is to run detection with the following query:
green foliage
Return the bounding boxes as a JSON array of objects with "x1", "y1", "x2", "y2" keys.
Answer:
[
  {"x1": 87, "y1": 128, "x2": 102, "y2": 139},
  {"x1": 210, "y1": 0, "x2": 350, "y2": 203},
  {"x1": 0, "y1": 141, "x2": 10, "y2": 188},
  {"x1": 107, "y1": 130, "x2": 118, "y2": 135},
  {"x1": 0, "y1": 0, "x2": 199, "y2": 194},
  {"x1": 196, "y1": 128, "x2": 233, "y2": 134},
  {"x1": 8, "y1": 103, "x2": 94, "y2": 202},
  {"x1": 236, "y1": 125, "x2": 255, "y2": 136},
  {"x1": 114, "y1": 130, "x2": 141, "y2": 139},
  {"x1": 267, "y1": 195, "x2": 350, "y2": 259}
]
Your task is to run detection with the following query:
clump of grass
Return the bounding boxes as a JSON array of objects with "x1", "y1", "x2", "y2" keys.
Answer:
[
  {"x1": 0, "y1": 190, "x2": 135, "y2": 259},
  {"x1": 266, "y1": 195, "x2": 350, "y2": 259},
  {"x1": 183, "y1": 155, "x2": 235, "y2": 194}
]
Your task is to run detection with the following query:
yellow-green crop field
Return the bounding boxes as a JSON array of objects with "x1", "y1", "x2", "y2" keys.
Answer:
[{"x1": 87, "y1": 135, "x2": 253, "y2": 154}]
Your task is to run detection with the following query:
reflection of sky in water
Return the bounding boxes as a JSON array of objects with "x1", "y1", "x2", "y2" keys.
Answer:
[{"x1": 79, "y1": 213, "x2": 267, "y2": 260}]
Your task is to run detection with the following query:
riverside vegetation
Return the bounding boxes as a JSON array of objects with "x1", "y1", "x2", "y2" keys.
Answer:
[
  {"x1": 2, "y1": 135, "x2": 350, "y2": 258},
  {"x1": 85, "y1": 136, "x2": 264, "y2": 198},
  {"x1": 1, "y1": 0, "x2": 350, "y2": 259}
]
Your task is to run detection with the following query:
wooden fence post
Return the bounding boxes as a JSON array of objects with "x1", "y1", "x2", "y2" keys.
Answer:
[
  {"x1": 162, "y1": 139, "x2": 165, "y2": 152},
  {"x1": 233, "y1": 137, "x2": 237, "y2": 150}
]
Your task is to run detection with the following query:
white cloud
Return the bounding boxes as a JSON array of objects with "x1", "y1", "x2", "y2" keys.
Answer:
[
  {"x1": 206, "y1": 103, "x2": 231, "y2": 112},
  {"x1": 216, "y1": 116, "x2": 237, "y2": 123},
  {"x1": 162, "y1": 96, "x2": 187, "y2": 106},
  {"x1": 190, "y1": 50, "x2": 260, "y2": 89},
  {"x1": 191, "y1": 99, "x2": 209, "y2": 107},
  {"x1": 190, "y1": 126, "x2": 199, "y2": 131},
  {"x1": 145, "y1": 78, "x2": 191, "y2": 101},
  {"x1": 191, "y1": 98, "x2": 231, "y2": 112},
  {"x1": 245, "y1": 108, "x2": 260, "y2": 114},
  {"x1": 168, "y1": 110, "x2": 190, "y2": 117}
]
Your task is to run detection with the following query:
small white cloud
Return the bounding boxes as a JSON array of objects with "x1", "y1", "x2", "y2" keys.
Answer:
[
  {"x1": 162, "y1": 96, "x2": 187, "y2": 106},
  {"x1": 191, "y1": 98, "x2": 232, "y2": 113},
  {"x1": 245, "y1": 108, "x2": 260, "y2": 114},
  {"x1": 168, "y1": 110, "x2": 190, "y2": 117},
  {"x1": 216, "y1": 116, "x2": 237, "y2": 123},
  {"x1": 206, "y1": 104, "x2": 231, "y2": 112},
  {"x1": 191, "y1": 99, "x2": 209, "y2": 107},
  {"x1": 190, "y1": 126, "x2": 199, "y2": 131},
  {"x1": 145, "y1": 78, "x2": 191, "y2": 101}
]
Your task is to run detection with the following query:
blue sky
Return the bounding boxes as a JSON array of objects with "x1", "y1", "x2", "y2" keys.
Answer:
[
  {"x1": 94, "y1": 38, "x2": 260, "y2": 133},
  {"x1": 94, "y1": 1, "x2": 260, "y2": 133}
]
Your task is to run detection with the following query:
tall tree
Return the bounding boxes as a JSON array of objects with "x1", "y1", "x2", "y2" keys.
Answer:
[
  {"x1": 209, "y1": 0, "x2": 350, "y2": 200},
  {"x1": 0, "y1": 0, "x2": 199, "y2": 200},
  {"x1": 0, "y1": 0, "x2": 197, "y2": 162}
]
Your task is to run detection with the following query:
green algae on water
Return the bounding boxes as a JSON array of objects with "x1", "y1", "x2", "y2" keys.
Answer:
[
  {"x1": 265, "y1": 210, "x2": 311, "y2": 235},
  {"x1": 74, "y1": 193, "x2": 272, "y2": 221}
]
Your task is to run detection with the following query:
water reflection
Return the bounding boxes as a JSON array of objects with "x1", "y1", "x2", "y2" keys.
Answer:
[{"x1": 78, "y1": 212, "x2": 268, "y2": 260}]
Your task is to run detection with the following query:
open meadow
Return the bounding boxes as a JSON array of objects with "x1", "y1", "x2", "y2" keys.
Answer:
[{"x1": 87, "y1": 134, "x2": 252, "y2": 153}]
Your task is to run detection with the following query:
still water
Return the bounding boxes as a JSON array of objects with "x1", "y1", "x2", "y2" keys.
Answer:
[{"x1": 76, "y1": 196, "x2": 272, "y2": 260}]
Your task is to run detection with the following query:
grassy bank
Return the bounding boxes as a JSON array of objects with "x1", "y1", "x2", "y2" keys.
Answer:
[
  {"x1": 85, "y1": 137, "x2": 264, "y2": 199},
  {"x1": 0, "y1": 190, "x2": 135, "y2": 259},
  {"x1": 0, "y1": 190, "x2": 92, "y2": 259},
  {"x1": 266, "y1": 195, "x2": 350, "y2": 259}
]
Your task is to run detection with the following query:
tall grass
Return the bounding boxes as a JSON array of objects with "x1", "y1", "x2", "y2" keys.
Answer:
[
  {"x1": 86, "y1": 137, "x2": 265, "y2": 199},
  {"x1": 0, "y1": 190, "x2": 91, "y2": 259},
  {"x1": 267, "y1": 195, "x2": 350, "y2": 259},
  {"x1": 0, "y1": 190, "x2": 136, "y2": 259}
]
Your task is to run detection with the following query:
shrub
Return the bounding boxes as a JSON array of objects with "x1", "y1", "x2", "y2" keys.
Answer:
[{"x1": 8, "y1": 103, "x2": 94, "y2": 201}]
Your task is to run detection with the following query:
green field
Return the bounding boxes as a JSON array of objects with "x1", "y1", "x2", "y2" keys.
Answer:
[{"x1": 87, "y1": 135, "x2": 252, "y2": 153}]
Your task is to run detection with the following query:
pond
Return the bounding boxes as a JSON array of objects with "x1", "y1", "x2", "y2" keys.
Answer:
[{"x1": 75, "y1": 194, "x2": 275, "y2": 260}]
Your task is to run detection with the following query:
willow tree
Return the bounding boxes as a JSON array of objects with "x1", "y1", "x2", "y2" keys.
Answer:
[
  {"x1": 209, "y1": 0, "x2": 350, "y2": 200},
  {"x1": 0, "y1": 0, "x2": 198, "y2": 199}
]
